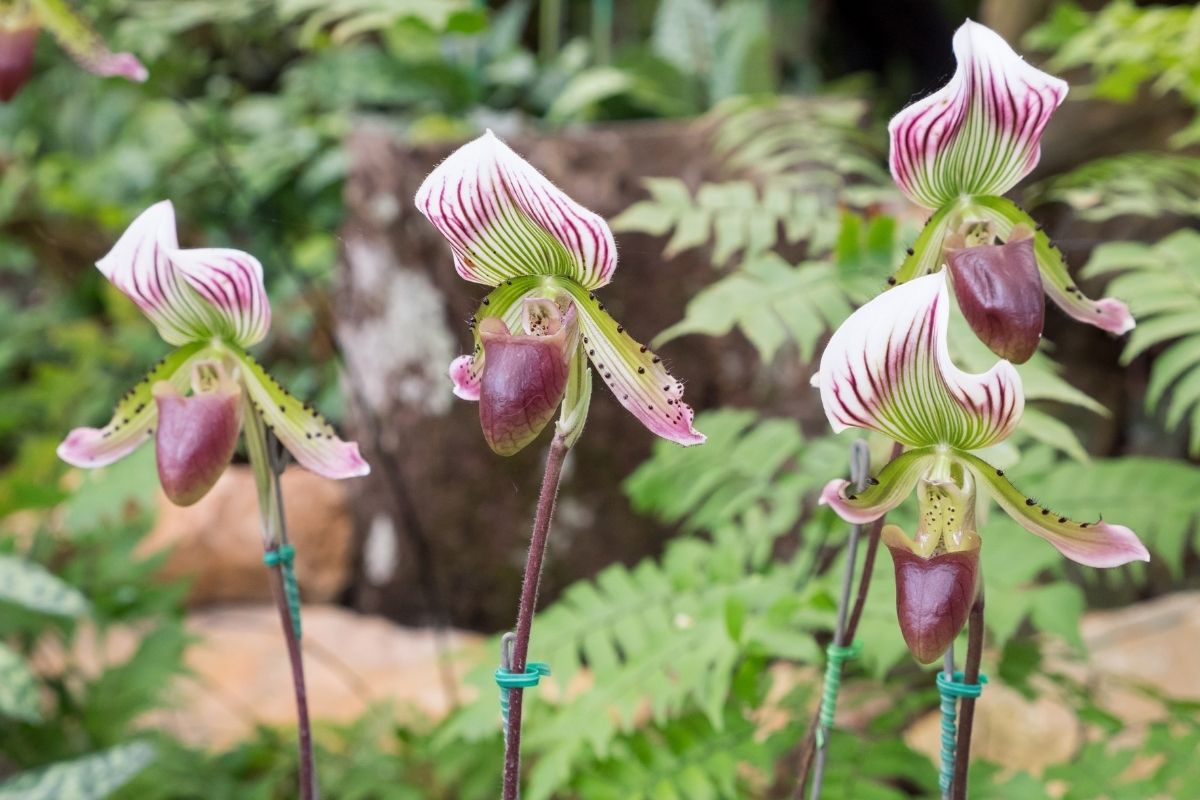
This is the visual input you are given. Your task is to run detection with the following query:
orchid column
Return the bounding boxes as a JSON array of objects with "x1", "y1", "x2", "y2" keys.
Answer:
[
  {"x1": 416, "y1": 131, "x2": 704, "y2": 800},
  {"x1": 58, "y1": 201, "x2": 369, "y2": 800}
]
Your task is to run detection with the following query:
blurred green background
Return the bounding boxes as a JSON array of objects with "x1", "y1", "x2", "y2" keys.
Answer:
[{"x1": 3, "y1": 0, "x2": 1200, "y2": 797}]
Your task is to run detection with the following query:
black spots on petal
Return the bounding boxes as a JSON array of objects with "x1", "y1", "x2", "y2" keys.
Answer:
[
  {"x1": 995, "y1": 469, "x2": 1004, "y2": 477},
  {"x1": 1080, "y1": 522, "x2": 1090, "y2": 529},
  {"x1": 887, "y1": 276, "x2": 897, "y2": 286},
  {"x1": 847, "y1": 493, "x2": 858, "y2": 501},
  {"x1": 617, "y1": 326, "x2": 624, "y2": 334},
  {"x1": 905, "y1": 247, "x2": 914, "y2": 256},
  {"x1": 481, "y1": 298, "x2": 490, "y2": 305},
  {"x1": 1026, "y1": 498, "x2": 1037, "y2": 506},
  {"x1": 279, "y1": 404, "x2": 286, "y2": 412},
  {"x1": 1058, "y1": 517, "x2": 1067, "y2": 523},
  {"x1": 1041, "y1": 508, "x2": 1050, "y2": 515},
  {"x1": 652, "y1": 357, "x2": 661, "y2": 364},
  {"x1": 868, "y1": 477, "x2": 880, "y2": 486},
  {"x1": 637, "y1": 367, "x2": 645, "y2": 374},
  {"x1": 639, "y1": 345, "x2": 647, "y2": 353}
]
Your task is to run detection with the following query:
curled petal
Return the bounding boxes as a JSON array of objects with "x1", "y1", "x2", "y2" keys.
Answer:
[
  {"x1": 819, "y1": 446, "x2": 939, "y2": 524},
  {"x1": 57, "y1": 342, "x2": 206, "y2": 469},
  {"x1": 153, "y1": 364, "x2": 242, "y2": 506},
  {"x1": 478, "y1": 304, "x2": 578, "y2": 456},
  {"x1": 96, "y1": 202, "x2": 218, "y2": 345},
  {"x1": 971, "y1": 195, "x2": 1135, "y2": 336},
  {"x1": 956, "y1": 450, "x2": 1150, "y2": 567},
  {"x1": 817, "y1": 271, "x2": 1023, "y2": 450},
  {"x1": 888, "y1": 20, "x2": 1067, "y2": 208},
  {"x1": 558, "y1": 280, "x2": 704, "y2": 446},
  {"x1": 415, "y1": 130, "x2": 617, "y2": 289},
  {"x1": 0, "y1": 22, "x2": 38, "y2": 102},
  {"x1": 167, "y1": 248, "x2": 271, "y2": 347},
  {"x1": 32, "y1": 0, "x2": 147, "y2": 82},
  {"x1": 231, "y1": 349, "x2": 369, "y2": 480},
  {"x1": 946, "y1": 229, "x2": 1044, "y2": 363}
]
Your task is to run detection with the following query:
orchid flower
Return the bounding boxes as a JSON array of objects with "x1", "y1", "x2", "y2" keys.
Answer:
[
  {"x1": 58, "y1": 201, "x2": 368, "y2": 505},
  {"x1": 415, "y1": 130, "x2": 705, "y2": 454},
  {"x1": 887, "y1": 20, "x2": 1132, "y2": 363},
  {"x1": 0, "y1": 0, "x2": 147, "y2": 102},
  {"x1": 815, "y1": 271, "x2": 1148, "y2": 662}
]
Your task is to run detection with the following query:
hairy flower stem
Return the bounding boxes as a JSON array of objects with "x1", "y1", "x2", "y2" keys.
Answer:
[
  {"x1": 245, "y1": 404, "x2": 317, "y2": 800},
  {"x1": 789, "y1": 442, "x2": 904, "y2": 799},
  {"x1": 951, "y1": 590, "x2": 985, "y2": 800},
  {"x1": 503, "y1": 433, "x2": 571, "y2": 800}
]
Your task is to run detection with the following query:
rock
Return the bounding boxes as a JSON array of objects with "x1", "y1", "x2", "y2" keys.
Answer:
[
  {"x1": 904, "y1": 591, "x2": 1200, "y2": 775},
  {"x1": 904, "y1": 680, "x2": 1081, "y2": 777},
  {"x1": 145, "y1": 604, "x2": 484, "y2": 749},
  {"x1": 138, "y1": 467, "x2": 354, "y2": 607}
]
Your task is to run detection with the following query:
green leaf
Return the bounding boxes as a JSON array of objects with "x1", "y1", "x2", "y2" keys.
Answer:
[
  {"x1": 0, "y1": 555, "x2": 90, "y2": 617},
  {"x1": 0, "y1": 741, "x2": 155, "y2": 800},
  {"x1": 0, "y1": 641, "x2": 42, "y2": 722}
]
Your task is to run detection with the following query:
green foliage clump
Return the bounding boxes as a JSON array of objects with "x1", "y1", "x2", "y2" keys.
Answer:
[{"x1": 1082, "y1": 231, "x2": 1200, "y2": 454}]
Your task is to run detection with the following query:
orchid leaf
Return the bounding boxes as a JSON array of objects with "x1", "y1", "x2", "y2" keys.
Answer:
[
  {"x1": 0, "y1": 741, "x2": 155, "y2": 800},
  {"x1": 0, "y1": 556, "x2": 90, "y2": 617}
]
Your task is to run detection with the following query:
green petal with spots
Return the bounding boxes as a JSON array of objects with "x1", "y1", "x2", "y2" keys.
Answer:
[
  {"x1": 554, "y1": 278, "x2": 704, "y2": 446},
  {"x1": 819, "y1": 446, "x2": 938, "y2": 524},
  {"x1": 229, "y1": 348, "x2": 369, "y2": 480},
  {"x1": 969, "y1": 195, "x2": 1135, "y2": 335},
  {"x1": 954, "y1": 450, "x2": 1149, "y2": 568},
  {"x1": 57, "y1": 342, "x2": 208, "y2": 469}
]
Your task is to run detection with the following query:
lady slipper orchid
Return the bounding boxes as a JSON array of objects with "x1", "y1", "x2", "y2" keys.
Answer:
[
  {"x1": 58, "y1": 201, "x2": 369, "y2": 505},
  {"x1": 0, "y1": 1, "x2": 147, "y2": 102},
  {"x1": 815, "y1": 271, "x2": 1149, "y2": 662},
  {"x1": 887, "y1": 20, "x2": 1133, "y2": 362},
  {"x1": 416, "y1": 130, "x2": 705, "y2": 454}
]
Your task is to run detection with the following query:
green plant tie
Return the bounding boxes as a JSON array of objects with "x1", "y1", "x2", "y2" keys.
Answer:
[
  {"x1": 263, "y1": 544, "x2": 302, "y2": 640},
  {"x1": 936, "y1": 670, "x2": 988, "y2": 795},
  {"x1": 494, "y1": 662, "x2": 551, "y2": 733},
  {"x1": 814, "y1": 639, "x2": 862, "y2": 749}
]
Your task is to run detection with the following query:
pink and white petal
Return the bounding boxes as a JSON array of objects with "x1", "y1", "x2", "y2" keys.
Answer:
[
  {"x1": 888, "y1": 20, "x2": 1068, "y2": 209},
  {"x1": 33, "y1": 0, "x2": 147, "y2": 82},
  {"x1": 96, "y1": 201, "x2": 219, "y2": 345},
  {"x1": 971, "y1": 195, "x2": 1135, "y2": 335},
  {"x1": 450, "y1": 355, "x2": 481, "y2": 400},
  {"x1": 168, "y1": 248, "x2": 271, "y2": 347},
  {"x1": 414, "y1": 130, "x2": 617, "y2": 290},
  {"x1": 957, "y1": 451, "x2": 1150, "y2": 568},
  {"x1": 816, "y1": 270, "x2": 1023, "y2": 451},
  {"x1": 558, "y1": 280, "x2": 703, "y2": 446},
  {"x1": 57, "y1": 342, "x2": 206, "y2": 469},
  {"x1": 231, "y1": 349, "x2": 369, "y2": 480},
  {"x1": 819, "y1": 446, "x2": 938, "y2": 524}
]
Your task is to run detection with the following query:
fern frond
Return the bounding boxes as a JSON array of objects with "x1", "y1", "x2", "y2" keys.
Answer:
[
  {"x1": 1082, "y1": 230, "x2": 1200, "y2": 452},
  {"x1": 1029, "y1": 153, "x2": 1200, "y2": 221}
]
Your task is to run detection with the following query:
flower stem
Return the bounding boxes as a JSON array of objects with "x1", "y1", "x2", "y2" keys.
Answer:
[
  {"x1": 788, "y1": 441, "x2": 903, "y2": 799},
  {"x1": 502, "y1": 433, "x2": 571, "y2": 800},
  {"x1": 244, "y1": 403, "x2": 317, "y2": 800},
  {"x1": 951, "y1": 589, "x2": 985, "y2": 800}
]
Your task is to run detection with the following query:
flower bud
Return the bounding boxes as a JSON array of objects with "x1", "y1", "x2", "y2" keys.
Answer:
[
  {"x1": 946, "y1": 223, "x2": 1043, "y2": 364},
  {"x1": 0, "y1": 21, "x2": 39, "y2": 102},
  {"x1": 154, "y1": 361, "x2": 242, "y2": 506},
  {"x1": 478, "y1": 297, "x2": 579, "y2": 456},
  {"x1": 883, "y1": 473, "x2": 981, "y2": 664}
]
